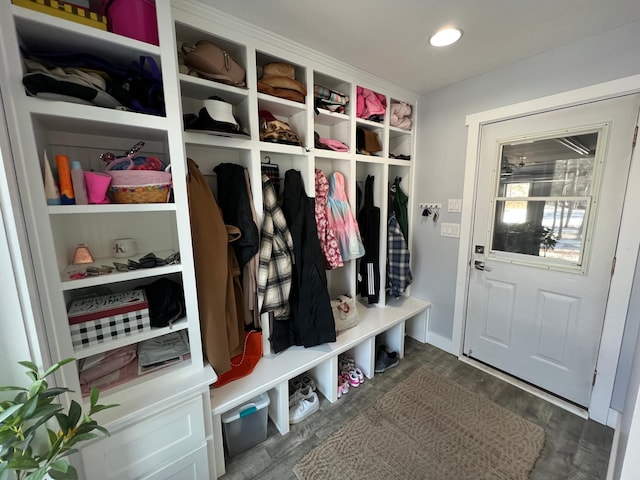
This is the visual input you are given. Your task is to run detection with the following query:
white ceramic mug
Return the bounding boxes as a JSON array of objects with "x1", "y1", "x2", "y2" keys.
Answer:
[{"x1": 112, "y1": 238, "x2": 138, "y2": 258}]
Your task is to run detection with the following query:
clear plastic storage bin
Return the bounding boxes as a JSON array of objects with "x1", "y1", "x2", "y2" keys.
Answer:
[{"x1": 221, "y1": 392, "x2": 270, "y2": 457}]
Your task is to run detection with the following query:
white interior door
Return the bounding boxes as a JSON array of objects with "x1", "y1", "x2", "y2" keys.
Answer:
[{"x1": 464, "y1": 94, "x2": 640, "y2": 407}]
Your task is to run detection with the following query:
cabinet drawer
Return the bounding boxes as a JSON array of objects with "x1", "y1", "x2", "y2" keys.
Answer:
[
  {"x1": 140, "y1": 445, "x2": 209, "y2": 480},
  {"x1": 81, "y1": 396, "x2": 207, "y2": 480}
]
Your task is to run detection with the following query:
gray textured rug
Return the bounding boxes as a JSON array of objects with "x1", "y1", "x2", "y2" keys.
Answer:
[{"x1": 293, "y1": 366, "x2": 545, "y2": 480}]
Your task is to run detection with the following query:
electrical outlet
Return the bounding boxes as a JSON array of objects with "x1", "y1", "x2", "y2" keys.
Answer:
[{"x1": 441, "y1": 223, "x2": 460, "y2": 238}]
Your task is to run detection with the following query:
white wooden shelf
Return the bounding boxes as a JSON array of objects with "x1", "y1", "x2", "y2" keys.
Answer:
[
  {"x1": 28, "y1": 98, "x2": 169, "y2": 138},
  {"x1": 210, "y1": 296, "x2": 430, "y2": 416},
  {"x1": 49, "y1": 204, "x2": 176, "y2": 215},
  {"x1": 389, "y1": 125, "x2": 413, "y2": 135},
  {"x1": 182, "y1": 131, "x2": 253, "y2": 148},
  {"x1": 61, "y1": 264, "x2": 182, "y2": 290},
  {"x1": 258, "y1": 141, "x2": 310, "y2": 155},
  {"x1": 315, "y1": 109, "x2": 350, "y2": 126},
  {"x1": 356, "y1": 117, "x2": 385, "y2": 129},
  {"x1": 313, "y1": 149, "x2": 352, "y2": 160},
  {"x1": 179, "y1": 74, "x2": 249, "y2": 103},
  {"x1": 388, "y1": 157, "x2": 413, "y2": 166},
  {"x1": 13, "y1": 5, "x2": 161, "y2": 62},
  {"x1": 78, "y1": 356, "x2": 193, "y2": 400},
  {"x1": 257, "y1": 92, "x2": 307, "y2": 118},
  {"x1": 355, "y1": 153, "x2": 385, "y2": 163},
  {"x1": 72, "y1": 317, "x2": 189, "y2": 360}
]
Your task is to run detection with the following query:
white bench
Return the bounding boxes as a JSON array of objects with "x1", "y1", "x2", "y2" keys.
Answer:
[{"x1": 209, "y1": 296, "x2": 431, "y2": 477}]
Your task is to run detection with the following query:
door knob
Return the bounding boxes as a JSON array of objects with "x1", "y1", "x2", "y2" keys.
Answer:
[{"x1": 474, "y1": 260, "x2": 492, "y2": 272}]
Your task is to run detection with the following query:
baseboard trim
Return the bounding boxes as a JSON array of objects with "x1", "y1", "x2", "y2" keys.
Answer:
[
  {"x1": 606, "y1": 413, "x2": 622, "y2": 480},
  {"x1": 459, "y1": 356, "x2": 589, "y2": 419},
  {"x1": 426, "y1": 331, "x2": 455, "y2": 354},
  {"x1": 608, "y1": 408, "x2": 620, "y2": 428}
]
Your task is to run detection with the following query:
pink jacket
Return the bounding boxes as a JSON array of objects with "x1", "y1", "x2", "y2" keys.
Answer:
[{"x1": 357, "y1": 86, "x2": 386, "y2": 120}]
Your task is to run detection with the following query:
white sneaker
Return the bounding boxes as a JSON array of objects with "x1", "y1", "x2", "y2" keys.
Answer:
[
  {"x1": 289, "y1": 384, "x2": 314, "y2": 408},
  {"x1": 289, "y1": 392, "x2": 319, "y2": 424}
]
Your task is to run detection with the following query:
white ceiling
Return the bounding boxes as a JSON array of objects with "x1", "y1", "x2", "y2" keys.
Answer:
[{"x1": 201, "y1": 0, "x2": 640, "y2": 95}]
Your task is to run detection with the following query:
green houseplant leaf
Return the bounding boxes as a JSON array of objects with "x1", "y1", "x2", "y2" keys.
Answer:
[
  {"x1": 0, "y1": 359, "x2": 118, "y2": 480},
  {"x1": 0, "y1": 405, "x2": 22, "y2": 425}
]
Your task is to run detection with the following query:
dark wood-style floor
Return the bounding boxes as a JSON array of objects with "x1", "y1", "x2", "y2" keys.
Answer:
[{"x1": 220, "y1": 337, "x2": 613, "y2": 479}]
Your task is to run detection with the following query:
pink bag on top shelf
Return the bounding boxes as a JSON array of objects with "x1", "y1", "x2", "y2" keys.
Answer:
[{"x1": 356, "y1": 86, "x2": 386, "y2": 120}]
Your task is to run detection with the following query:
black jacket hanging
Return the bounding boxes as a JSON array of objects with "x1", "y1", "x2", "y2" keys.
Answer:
[
  {"x1": 358, "y1": 175, "x2": 381, "y2": 304},
  {"x1": 214, "y1": 163, "x2": 260, "y2": 269},
  {"x1": 282, "y1": 169, "x2": 336, "y2": 348}
]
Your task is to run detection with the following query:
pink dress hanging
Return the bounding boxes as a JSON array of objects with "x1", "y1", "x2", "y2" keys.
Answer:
[{"x1": 315, "y1": 169, "x2": 344, "y2": 269}]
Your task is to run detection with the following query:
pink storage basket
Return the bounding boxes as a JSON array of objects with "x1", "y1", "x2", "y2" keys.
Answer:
[
  {"x1": 106, "y1": 170, "x2": 171, "y2": 187},
  {"x1": 104, "y1": 154, "x2": 172, "y2": 204},
  {"x1": 105, "y1": 170, "x2": 172, "y2": 204},
  {"x1": 103, "y1": 0, "x2": 159, "y2": 46}
]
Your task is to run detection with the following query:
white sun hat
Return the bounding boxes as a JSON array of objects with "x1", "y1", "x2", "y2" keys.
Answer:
[{"x1": 202, "y1": 96, "x2": 238, "y2": 126}]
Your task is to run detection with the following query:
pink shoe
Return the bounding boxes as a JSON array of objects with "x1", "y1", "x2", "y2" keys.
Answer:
[
  {"x1": 342, "y1": 370, "x2": 360, "y2": 388},
  {"x1": 337, "y1": 375, "x2": 349, "y2": 398}
]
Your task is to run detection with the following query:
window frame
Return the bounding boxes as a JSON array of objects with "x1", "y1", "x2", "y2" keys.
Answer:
[{"x1": 485, "y1": 124, "x2": 610, "y2": 274}]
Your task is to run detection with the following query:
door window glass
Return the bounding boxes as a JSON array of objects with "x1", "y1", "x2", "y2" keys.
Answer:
[{"x1": 491, "y1": 132, "x2": 598, "y2": 267}]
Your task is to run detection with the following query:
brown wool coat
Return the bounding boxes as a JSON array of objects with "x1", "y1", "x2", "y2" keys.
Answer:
[{"x1": 187, "y1": 159, "x2": 244, "y2": 375}]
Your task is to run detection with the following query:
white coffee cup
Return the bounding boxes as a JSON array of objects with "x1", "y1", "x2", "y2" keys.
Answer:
[{"x1": 112, "y1": 238, "x2": 138, "y2": 258}]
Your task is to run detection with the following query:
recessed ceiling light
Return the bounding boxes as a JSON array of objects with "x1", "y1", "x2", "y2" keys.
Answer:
[{"x1": 429, "y1": 27, "x2": 463, "y2": 47}]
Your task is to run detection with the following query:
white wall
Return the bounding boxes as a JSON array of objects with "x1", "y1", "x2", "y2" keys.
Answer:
[
  {"x1": 612, "y1": 247, "x2": 640, "y2": 410},
  {"x1": 413, "y1": 19, "x2": 640, "y2": 346},
  {"x1": 614, "y1": 256, "x2": 640, "y2": 477}
]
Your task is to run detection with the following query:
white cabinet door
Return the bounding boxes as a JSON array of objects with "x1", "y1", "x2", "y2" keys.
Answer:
[{"x1": 80, "y1": 396, "x2": 208, "y2": 479}]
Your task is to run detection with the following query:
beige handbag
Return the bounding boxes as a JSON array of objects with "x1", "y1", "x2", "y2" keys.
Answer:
[
  {"x1": 331, "y1": 294, "x2": 359, "y2": 333},
  {"x1": 181, "y1": 41, "x2": 246, "y2": 87}
]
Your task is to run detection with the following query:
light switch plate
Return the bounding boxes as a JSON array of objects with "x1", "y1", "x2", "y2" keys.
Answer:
[{"x1": 448, "y1": 199, "x2": 462, "y2": 212}]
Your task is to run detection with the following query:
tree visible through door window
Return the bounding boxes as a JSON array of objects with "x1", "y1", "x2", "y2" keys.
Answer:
[{"x1": 491, "y1": 132, "x2": 599, "y2": 268}]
